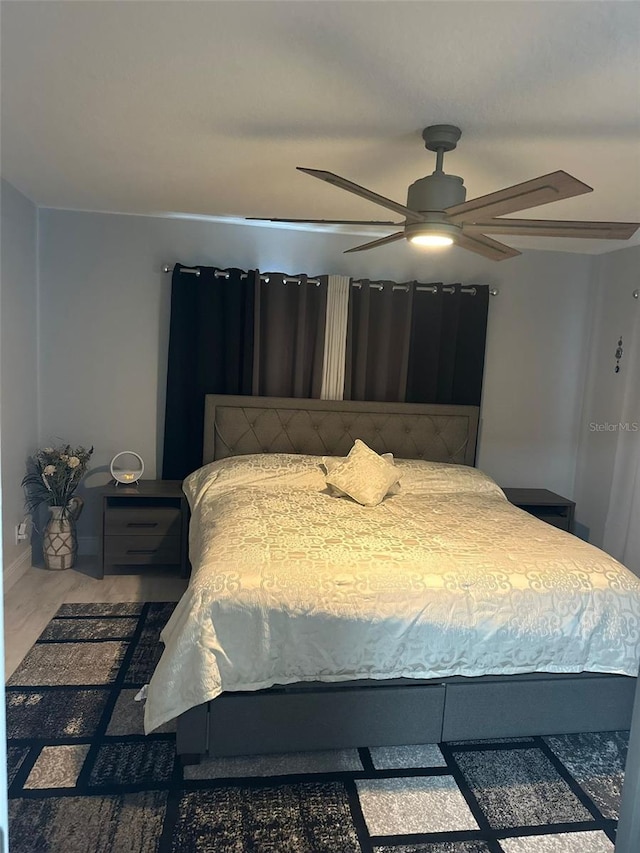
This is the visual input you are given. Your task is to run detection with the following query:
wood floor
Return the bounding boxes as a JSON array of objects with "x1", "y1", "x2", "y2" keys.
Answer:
[{"x1": 3, "y1": 558, "x2": 188, "y2": 680}]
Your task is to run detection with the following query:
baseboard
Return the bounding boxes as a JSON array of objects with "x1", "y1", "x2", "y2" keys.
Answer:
[
  {"x1": 78, "y1": 536, "x2": 99, "y2": 556},
  {"x1": 3, "y1": 547, "x2": 32, "y2": 591}
]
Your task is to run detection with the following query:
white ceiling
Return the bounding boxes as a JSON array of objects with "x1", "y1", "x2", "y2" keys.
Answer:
[{"x1": 2, "y1": 0, "x2": 639, "y2": 255}]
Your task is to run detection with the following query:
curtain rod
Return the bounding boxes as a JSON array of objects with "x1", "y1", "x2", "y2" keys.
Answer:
[
  {"x1": 351, "y1": 281, "x2": 498, "y2": 296},
  {"x1": 163, "y1": 265, "x2": 498, "y2": 295},
  {"x1": 163, "y1": 265, "x2": 321, "y2": 285}
]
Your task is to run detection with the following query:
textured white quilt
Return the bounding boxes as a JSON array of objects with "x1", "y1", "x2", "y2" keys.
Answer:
[{"x1": 144, "y1": 454, "x2": 640, "y2": 733}]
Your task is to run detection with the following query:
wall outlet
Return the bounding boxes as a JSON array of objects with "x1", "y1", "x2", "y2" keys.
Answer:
[{"x1": 15, "y1": 521, "x2": 28, "y2": 545}]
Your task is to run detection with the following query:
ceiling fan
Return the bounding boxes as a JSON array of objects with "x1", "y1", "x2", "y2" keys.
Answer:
[{"x1": 248, "y1": 125, "x2": 639, "y2": 261}]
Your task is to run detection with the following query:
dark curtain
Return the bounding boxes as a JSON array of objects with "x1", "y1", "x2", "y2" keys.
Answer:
[
  {"x1": 406, "y1": 284, "x2": 489, "y2": 405},
  {"x1": 162, "y1": 265, "x2": 255, "y2": 480},
  {"x1": 345, "y1": 281, "x2": 489, "y2": 405},
  {"x1": 252, "y1": 273, "x2": 327, "y2": 398},
  {"x1": 344, "y1": 281, "x2": 414, "y2": 401}
]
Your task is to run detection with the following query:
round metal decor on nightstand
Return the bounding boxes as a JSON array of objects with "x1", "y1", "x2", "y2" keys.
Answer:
[{"x1": 110, "y1": 451, "x2": 144, "y2": 485}]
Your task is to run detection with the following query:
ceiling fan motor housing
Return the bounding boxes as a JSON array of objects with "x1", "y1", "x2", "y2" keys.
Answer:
[
  {"x1": 406, "y1": 172, "x2": 466, "y2": 213},
  {"x1": 405, "y1": 173, "x2": 466, "y2": 242}
]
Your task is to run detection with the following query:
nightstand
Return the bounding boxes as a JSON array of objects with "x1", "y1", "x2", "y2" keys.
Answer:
[
  {"x1": 101, "y1": 480, "x2": 190, "y2": 578},
  {"x1": 502, "y1": 487, "x2": 575, "y2": 533}
]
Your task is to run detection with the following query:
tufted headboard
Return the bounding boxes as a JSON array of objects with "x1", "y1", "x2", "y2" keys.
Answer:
[{"x1": 203, "y1": 396, "x2": 479, "y2": 466}]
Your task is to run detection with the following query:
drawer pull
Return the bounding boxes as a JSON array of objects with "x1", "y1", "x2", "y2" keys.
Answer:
[
  {"x1": 126, "y1": 522, "x2": 158, "y2": 528},
  {"x1": 126, "y1": 548, "x2": 158, "y2": 555}
]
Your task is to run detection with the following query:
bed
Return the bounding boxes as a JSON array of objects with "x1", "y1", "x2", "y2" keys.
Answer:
[{"x1": 145, "y1": 395, "x2": 640, "y2": 764}]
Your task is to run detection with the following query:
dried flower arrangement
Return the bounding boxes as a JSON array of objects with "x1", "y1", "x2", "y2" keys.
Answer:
[{"x1": 22, "y1": 444, "x2": 94, "y2": 516}]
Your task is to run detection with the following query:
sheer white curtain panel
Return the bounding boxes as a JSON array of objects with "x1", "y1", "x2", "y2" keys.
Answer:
[{"x1": 320, "y1": 275, "x2": 350, "y2": 400}]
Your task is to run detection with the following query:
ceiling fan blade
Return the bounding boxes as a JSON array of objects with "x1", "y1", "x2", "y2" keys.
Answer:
[
  {"x1": 446, "y1": 171, "x2": 593, "y2": 224},
  {"x1": 343, "y1": 232, "x2": 406, "y2": 254},
  {"x1": 456, "y1": 232, "x2": 521, "y2": 261},
  {"x1": 463, "y1": 219, "x2": 640, "y2": 240},
  {"x1": 246, "y1": 217, "x2": 403, "y2": 226},
  {"x1": 297, "y1": 168, "x2": 425, "y2": 224}
]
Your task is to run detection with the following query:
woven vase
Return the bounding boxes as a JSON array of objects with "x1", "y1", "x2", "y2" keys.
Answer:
[{"x1": 43, "y1": 505, "x2": 78, "y2": 570}]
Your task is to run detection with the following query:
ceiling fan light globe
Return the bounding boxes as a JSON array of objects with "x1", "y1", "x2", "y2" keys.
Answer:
[
  {"x1": 409, "y1": 233, "x2": 454, "y2": 248},
  {"x1": 404, "y1": 219, "x2": 460, "y2": 248}
]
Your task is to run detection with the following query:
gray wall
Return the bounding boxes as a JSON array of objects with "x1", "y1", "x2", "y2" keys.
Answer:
[
  {"x1": 1, "y1": 179, "x2": 38, "y2": 577},
  {"x1": 37, "y1": 208, "x2": 595, "y2": 551},
  {"x1": 574, "y1": 244, "x2": 640, "y2": 546},
  {"x1": 0, "y1": 179, "x2": 37, "y2": 830}
]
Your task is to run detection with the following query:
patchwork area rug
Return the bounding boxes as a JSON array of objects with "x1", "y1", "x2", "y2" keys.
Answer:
[{"x1": 6, "y1": 602, "x2": 628, "y2": 853}]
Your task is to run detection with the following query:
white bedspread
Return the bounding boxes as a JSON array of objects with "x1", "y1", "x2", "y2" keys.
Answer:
[{"x1": 144, "y1": 454, "x2": 640, "y2": 733}]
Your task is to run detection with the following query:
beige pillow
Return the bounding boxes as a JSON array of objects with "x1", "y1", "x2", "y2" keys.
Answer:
[
  {"x1": 323, "y1": 452, "x2": 401, "y2": 497},
  {"x1": 324, "y1": 440, "x2": 400, "y2": 506}
]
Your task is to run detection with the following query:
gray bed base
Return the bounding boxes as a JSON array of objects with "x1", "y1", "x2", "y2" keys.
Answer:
[
  {"x1": 174, "y1": 395, "x2": 637, "y2": 764},
  {"x1": 176, "y1": 672, "x2": 636, "y2": 762}
]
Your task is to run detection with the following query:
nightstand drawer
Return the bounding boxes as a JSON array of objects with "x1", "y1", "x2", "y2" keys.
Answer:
[
  {"x1": 104, "y1": 534, "x2": 181, "y2": 565},
  {"x1": 105, "y1": 507, "x2": 182, "y2": 537},
  {"x1": 519, "y1": 506, "x2": 572, "y2": 531}
]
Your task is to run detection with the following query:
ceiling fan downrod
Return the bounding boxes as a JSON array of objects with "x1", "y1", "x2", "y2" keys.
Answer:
[
  {"x1": 422, "y1": 124, "x2": 462, "y2": 174},
  {"x1": 406, "y1": 126, "x2": 466, "y2": 217}
]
